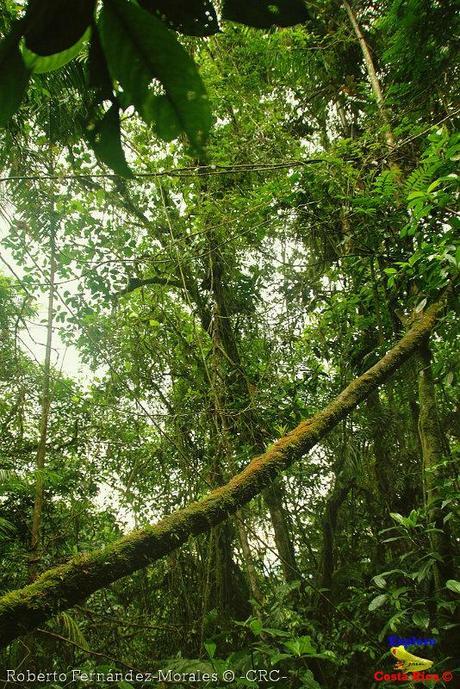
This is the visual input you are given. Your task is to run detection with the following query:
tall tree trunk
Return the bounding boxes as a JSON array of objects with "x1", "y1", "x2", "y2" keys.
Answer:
[
  {"x1": 206, "y1": 297, "x2": 251, "y2": 621},
  {"x1": 205, "y1": 230, "x2": 300, "y2": 586},
  {"x1": 416, "y1": 339, "x2": 455, "y2": 582},
  {"x1": 29, "y1": 223, "x2": 56, "y2": 579},
  {"x1": 235, "y1": 513, "x2": 264, "y2": 608},
  {"x1": 316, "y1": 422, "x2": 353, "y2": 598},
  {"x1": 366, "y1": 390, "x2": 392, "y2": 509},
  {"x1": 263, "y1": 482, "x2": 299, "y2": 583},
  {"x1": 415, "y1": 337, "x2": 459, "y2": 661},
  {"x1": 343, "y1": 0, "x2": 395, "y2": 151},
  {"x1": 318, "y1": 479, "x2": 354, "y2": 592}
]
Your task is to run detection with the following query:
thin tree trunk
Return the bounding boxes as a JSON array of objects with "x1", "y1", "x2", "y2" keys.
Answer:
[
  {"x1": 416, "y1": 339, "x2": 454, "y2": 582},
  {"x1": 0, "y1": 298, "x2": 446, "y2": 648},
  {"x1": 206, "y1": 230, "x2": 300, "y2": 586},
  {"x1": 366, "y1": 390, "x2": 392, "y2": 507},
  {"x1": 415, "y1": 337, "x2": 459, "y2": 662},
  {"x1": 264, "y1": 482, "x2": 299, "y2": 583},
  {"x1": 29, "y1": 223, "x2": 56, "y2": 579},
  {"x1": 318, "y1": 479, "x2": 354, "y2": 592},
  {"x1": 316, "y1": 422, "x2": 353, "y2": 597},
  {"x1": 235, "y1": 514, "x2": 264, "y2": 608},
  {"x1": 206, "y1": 295, "x2": 251, "y2": 620},
  {"x1": 343, "y1": 1, "x2": 395, "y2": 150}
]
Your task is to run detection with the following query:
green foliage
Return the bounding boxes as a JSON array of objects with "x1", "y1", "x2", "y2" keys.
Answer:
[
  {"x1": 387, "y1": 129, "x2": 460, "y2": 294},
  {"x1": 180, "y1": 613, "x2": 336, "y2": 689},
  {"x1": 0, "y1": 516, "x2": 16, "y2": 540},
  {"x1": 22, "y1": 28, "x2": 91, "y2": 74},
  {"x1": 87, "y1": 102, "x2": 133, "y2": 177},
  {"x1": 0, "y1": 0, "x2": 310, "y2": 173},
  {"x1": 99, "y1": 0, "x2": 211, "y2": 150},
  {"x1": 23, "y1": 0, "x2": 95, "y2": 55},
  {"x1": 446, "y1": 580, "x2": 460, "y2": 595},
  {"x1": 0, "y1": 1, "x2": 458, "y2": 687},
  {"x1": 53, "y1": 612, "x2": 89, "y2": 650},
  {"x1": 222, "y1": 0, "x2": 311, "y2": 28},
  {"x1": 380, "y1": 0, "x2": 460, "y2": 114}
]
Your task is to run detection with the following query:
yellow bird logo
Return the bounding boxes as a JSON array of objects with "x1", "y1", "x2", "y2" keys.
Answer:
[{"x1": 391, "y1": 645, "x2": 434, "y2": 673}]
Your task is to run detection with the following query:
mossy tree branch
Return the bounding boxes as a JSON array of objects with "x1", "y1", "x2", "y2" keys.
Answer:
[
  {"x1": 114, "y1": 275, "x2": 183, "y2": 298},
  {"x1": 0, "y1": 299, "x2": 446, "y2": 649}
]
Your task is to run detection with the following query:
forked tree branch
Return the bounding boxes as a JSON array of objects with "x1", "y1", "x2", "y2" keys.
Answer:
[{"x1": 0, "y1": 298, "x2": 447, "y2": 648}]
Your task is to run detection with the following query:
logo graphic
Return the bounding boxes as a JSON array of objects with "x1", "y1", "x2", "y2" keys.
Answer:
[
  {"x1": 390, "y1": 645, "x2": 433, "y2": 672},
  {"x1": 387, "y1": 635, "x2": 436, "y2": 648},
  {"x1": 373, "y1": 643, "x2": 454, "y2": 683}
]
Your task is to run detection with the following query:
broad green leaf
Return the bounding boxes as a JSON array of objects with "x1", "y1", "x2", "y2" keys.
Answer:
[
  {"x1": 368, "y1": 594, "x2": 387, "y2": 611},
  {"x1": 0, "y1": 517, "x2": 16, "y2": 539},
  {"x1": 390, "y1": 512, "x2": 410, "y2": 527},
  {"x1": 372, "y1": 575, "x2": 387, "y2": 589},
  {"x1": 269, "y1": 652, "x2": 290, "y2": 665},
  {"x1": 412, "y1": 610, "x2": 430, "y2": 628},
  {"x1": 407, "y1": 190, "x2": 427, "y2": 200},
  {"x1": 249, "y1": 618, "x2": 263, "y2": 635},
  {"x1": 139, "y1": 0, "x2": 220, "y2": 36},
  {"x1": 283, "y1": 639, "x2": 301, "y2": 655},
  {"x1": 222, "y1": 0, "x2": 310, "y2": 27},
  {"x1": 22, "y1": 28, "x2": 91, "y2": 74},
  {"x1": 427, "y1": 178, "x2": 443, "y2": 193},
  {"x1": 296, "y1": 635, "x2": 316, "y2": 655},
  {"x1": 284, "y1": 635, "x2": 315, "y2": 656},
  {"x1": 24, "y1": 0, "x2": 95, "y2": 55},
  {"x1": 204, "y1": 641, "x2": 216, "y2": 659},
  {"x1": 0, "y1": 31, "x2": 30, "y2": 127},
  {"x1": 446, "y1": 579, "x2": 460, "y2": 594},
  {"x1": 99, "y1": 0, "x2": 211, "y2": 149},
  {"x1": 261, "y1": 627, "x2": 291, "y2": 637},
  {"x1": 144, "y1": 93, "x2": 182, "y2": 141},
  {"x1": 87, "y1": 104, "x2": 133, "y2": 177},
  {"x1": 387, "y1": 612, "x2": 405, "y2": 632},
  {"x1": 299, "y1": 669, "x2": 322, "y2": 689},
  {"x1": 88, "y1": 28, "x2": 113, "y2": 99}
]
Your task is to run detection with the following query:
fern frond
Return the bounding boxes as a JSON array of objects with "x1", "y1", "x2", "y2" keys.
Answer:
[
  {"x1": 373, "y1": 169, "x2": 398, "y2": 201},
  {"x1": 404, "y1": 158, "x2": 442, "y2": 196},
  {"x1": 53, "y1": 612, "x2": 89, "y2": 651},
  {"x1": 0, "y1": 516, "x2": 16, "y2": 540}
]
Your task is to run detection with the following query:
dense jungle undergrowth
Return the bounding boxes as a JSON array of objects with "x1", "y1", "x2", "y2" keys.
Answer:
[{"x1": 0, "y1": 1, "x2": 459, "y2": 688}]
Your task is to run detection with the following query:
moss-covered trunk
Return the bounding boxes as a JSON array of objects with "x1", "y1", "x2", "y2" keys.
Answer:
[
  {"x1": 416, "y1": 339, "x2": 455, "y2": 579},
  {"x1": 0, "y1": 301, "x2": 445, "y2": 648},
  {"x1": 416, "y1": 337, "x2": 459, "y2": 661}
]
